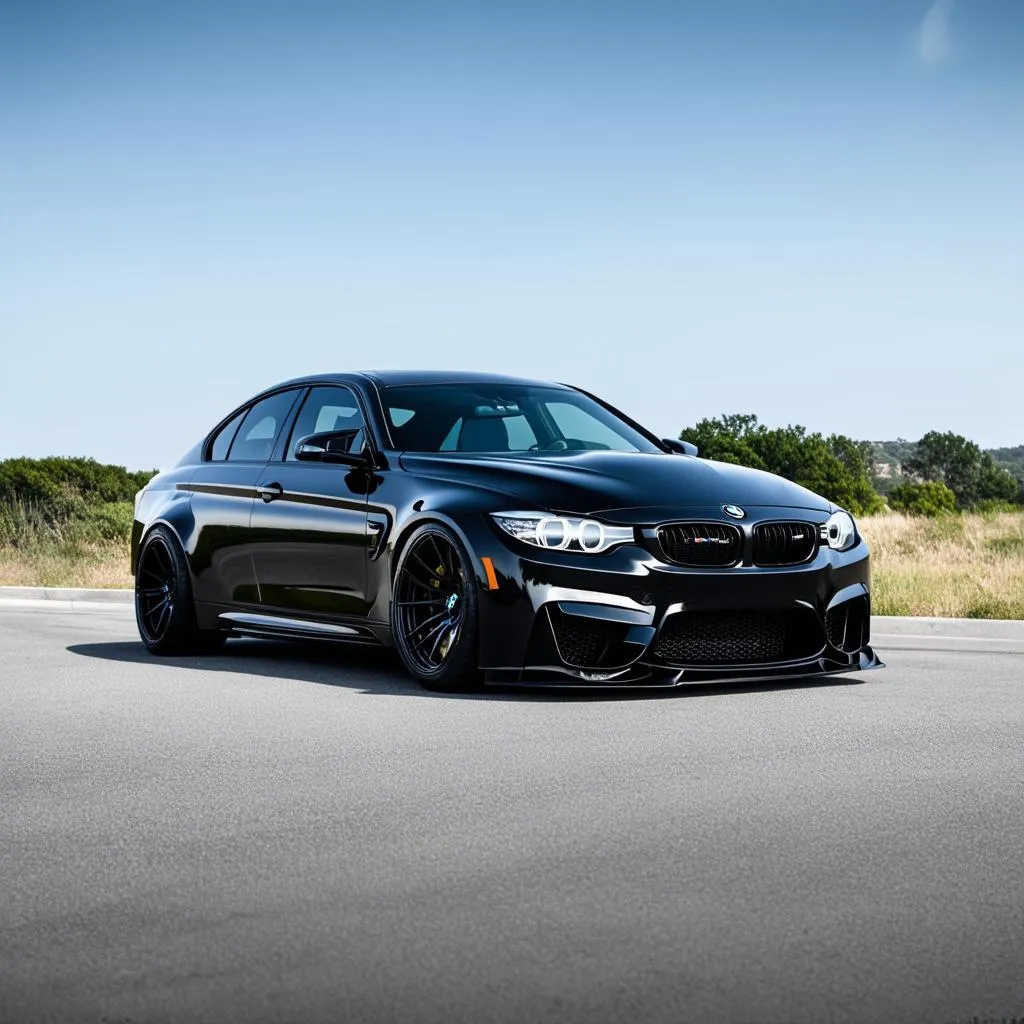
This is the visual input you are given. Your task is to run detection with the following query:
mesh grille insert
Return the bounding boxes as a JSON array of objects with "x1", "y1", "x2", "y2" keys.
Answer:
[
  {"x1": 653, "y1": 609, "x2": 824, "y2": 666},
  {"x1": 548, "y1": 609, "x2": 620, "y2": 669}
]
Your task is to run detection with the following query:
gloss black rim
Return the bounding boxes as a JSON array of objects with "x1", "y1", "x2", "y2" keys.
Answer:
[
  {"x1": 136, "y1": 536, "x2": 176, "y2": 643},
  {"x1": 395, "y1": 532, "x2": 466, "y2": 673}
]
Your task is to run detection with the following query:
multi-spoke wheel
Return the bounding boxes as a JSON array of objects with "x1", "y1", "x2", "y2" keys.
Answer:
[
  {"x1": 135, "y1": 525, "x2": 223, "y2": 656},
  {"x1": 391, "y1": 524, "x2": 479, "y2": 691}
]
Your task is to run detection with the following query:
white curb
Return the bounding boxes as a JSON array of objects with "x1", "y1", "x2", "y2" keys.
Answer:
[{"x1": 0, "y1": 586, "x2": 133, "y2": 604}]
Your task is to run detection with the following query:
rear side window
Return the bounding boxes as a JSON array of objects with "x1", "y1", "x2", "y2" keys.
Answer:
[
  {"x1": 208, "y1": 410, "x2": 245, "y2": 461},
  {"x1": 227, "y1": 390, "x2": 299, "y2": 462}
]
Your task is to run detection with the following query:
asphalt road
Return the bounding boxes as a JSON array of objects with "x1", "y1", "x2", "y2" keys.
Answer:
[{"x1": 2, "y1": 605, "x2": 1022, "y2": 1024}]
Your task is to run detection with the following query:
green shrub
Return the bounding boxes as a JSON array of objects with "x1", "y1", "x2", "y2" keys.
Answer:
[
  {"x1": 0, "y1": 497, "x2": 63, "y2": 547},
  {"x1": 888, "y1": 481, "x2": 957, "y2": 517},
  {"x1": 0, "y1": 457, "x2": 153, "y2": 529},
  {"x1": 74, "y1": 502, "x2": 135, "y2": 543},
  {"x1": 0, "y1": 458, "x2": 151, "y2": 552},
  {"x1": 974, "y1": 499, "x2": 1020, "y2": 517}
]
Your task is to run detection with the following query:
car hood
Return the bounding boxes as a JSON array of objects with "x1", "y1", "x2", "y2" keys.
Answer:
[{"x1": 398, "y1": 451, "x2": 831, "y2": 520}]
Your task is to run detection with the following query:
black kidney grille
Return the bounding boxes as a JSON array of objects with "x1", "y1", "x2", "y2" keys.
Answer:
[
  {"x1": 753, "y1": 522, "x2": 818, "y2": 566},
  {"x1": 658, "y1": 522, "x2": 742, "y2": 567}
]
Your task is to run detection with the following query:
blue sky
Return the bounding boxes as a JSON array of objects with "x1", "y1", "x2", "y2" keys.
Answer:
[{"x1": 1, "y1": 0, "x2": 1021, "y2": 470}]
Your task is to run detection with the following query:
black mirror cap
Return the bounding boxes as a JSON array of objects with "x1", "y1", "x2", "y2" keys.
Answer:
[
  {"x1": 295, "y1": 431, "x2": 375, "y2": 468},
  {"x1": 663, "y1": 438, "x2": 699, "y2": 457}
]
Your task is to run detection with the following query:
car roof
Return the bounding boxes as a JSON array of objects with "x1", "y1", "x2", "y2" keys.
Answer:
[{"x1": 269, "y1": 370, "x2": 573, "y2": 391}]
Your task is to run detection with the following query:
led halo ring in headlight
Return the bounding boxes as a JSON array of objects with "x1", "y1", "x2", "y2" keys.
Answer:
[
  {"x1": 537, "y1": 517, "x2": 572, "y2": 550},
  {"x1": 823, "y1": 510, "x2": 857, "y2": 552},
  {"x1": 577, "y1": 519, "x2": 605, "y2": 552},
  {"x1": 491, "y1": 512, "x2": 634, "y2": 554}
]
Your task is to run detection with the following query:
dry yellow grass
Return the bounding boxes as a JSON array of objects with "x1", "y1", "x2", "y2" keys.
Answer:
[
  {"x1": 2, "y1": 513, "x2": 1023, "y2": 619},
  {"x1": 0, "y1": 541, "x2": 132, "y2": 589},
  {"x1": 860, "y1": 512, "x2": 1024, "y2": 619}
]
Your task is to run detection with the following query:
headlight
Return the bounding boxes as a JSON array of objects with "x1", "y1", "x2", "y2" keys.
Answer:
[
  {"x1": 822, "y1": 510, "x2": 857, "y2": 551},
  {"x1": 491, "y1": 512, "x2": 636, "y2": 554}
]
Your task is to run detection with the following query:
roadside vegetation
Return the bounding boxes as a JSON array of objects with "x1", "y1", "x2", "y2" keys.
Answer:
[
  {"x1": 0, "y1": 458, "x2": 150, "y2": 588},
  {"x1": 860, "y1": 512, "x2": 1024, "y2": 619},
  {"x1": 2, "y1": 431, "x2": 1023, "y2": 618}
]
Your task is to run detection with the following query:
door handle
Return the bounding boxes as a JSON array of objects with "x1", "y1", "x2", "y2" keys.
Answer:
[{"x1": 257, "y1": 482, "x2": 284, "y2": 502}]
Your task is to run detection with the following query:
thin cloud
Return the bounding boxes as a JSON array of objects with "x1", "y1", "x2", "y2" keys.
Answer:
[{"x1": 917, "y1": 0, "x2": 955, "y2": 66}]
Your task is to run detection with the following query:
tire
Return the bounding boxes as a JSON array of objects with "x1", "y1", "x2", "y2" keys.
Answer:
[
  {"x1": 135, "y1": 525, "x2": 225, "y2": 656},
  {"x1": 390, "y1": 523, "x2": 480, "y2": 692}
]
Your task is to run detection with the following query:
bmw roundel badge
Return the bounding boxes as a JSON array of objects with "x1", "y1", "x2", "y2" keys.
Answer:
[{"x1": 722, "y1": 504, "x2": 746, "y2": 519}]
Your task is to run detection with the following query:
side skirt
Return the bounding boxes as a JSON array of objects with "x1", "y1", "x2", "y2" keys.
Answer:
[{"x1": 216, "y1": 610, "x2": 390, "y2": 646}]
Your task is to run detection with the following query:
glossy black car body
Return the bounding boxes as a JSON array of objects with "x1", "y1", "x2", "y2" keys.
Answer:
[{"x1": 132, "y1": 371, "x2": 881, "y2": 688}]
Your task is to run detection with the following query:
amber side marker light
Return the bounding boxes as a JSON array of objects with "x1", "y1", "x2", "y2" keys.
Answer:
[{"x1": 480, "y1": 557, "x2": 499, "y2": 590}]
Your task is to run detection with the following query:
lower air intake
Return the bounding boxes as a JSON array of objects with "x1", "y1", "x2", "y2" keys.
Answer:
[
  {"x1": 652, "y1": 609, "x2": 824, "y2": 666},
  {"x1": 547, "y1": 608, "x2": 622, "y2": 669},
  {"x1": 825, "y1": 595, "x2": 871, "y2": 652}
]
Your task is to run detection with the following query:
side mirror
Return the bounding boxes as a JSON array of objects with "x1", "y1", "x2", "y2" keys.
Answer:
[
  {"x1": 295, "y1": 430, "x2": 373, "y2": 467},
  {"x1": 663, "y1": 438, "x2": 699, "y2": 457}
]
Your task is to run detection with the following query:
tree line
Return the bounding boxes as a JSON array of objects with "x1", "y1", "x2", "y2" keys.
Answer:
[{"x1": 680, "y1": 417, "x2": 1023, "y2": 517}]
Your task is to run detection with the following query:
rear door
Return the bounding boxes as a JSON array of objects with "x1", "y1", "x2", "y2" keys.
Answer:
[
  {"x1": 188, "y1": 389, "x2": 303, "y2": 609},
  {"x1": 250, "y1": 385, "x2": 372, "y2": 618}
]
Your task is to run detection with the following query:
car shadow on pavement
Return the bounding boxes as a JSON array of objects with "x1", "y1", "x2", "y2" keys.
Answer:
[{"x1": 67, "y1": 638, "x2": 869, "y2": 703}]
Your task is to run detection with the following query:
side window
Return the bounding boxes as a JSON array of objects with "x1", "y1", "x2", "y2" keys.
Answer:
[
  {"x1": 209, "y1": 410, "x2": 245, "y2": 461},
  {"x1": 285, "y1": 386, "x2": 367, "y2": 461},
  {"x1": 227, "y1": 390, "x2": 300, "y2": 462},
  {"x1": 389, "y1": 408, "x2": 415, "y2": 427}
]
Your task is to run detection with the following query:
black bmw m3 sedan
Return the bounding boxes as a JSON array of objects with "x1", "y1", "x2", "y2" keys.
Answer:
[{"x1": 132, "y1": 371, "x2": 881, "y2": 690}]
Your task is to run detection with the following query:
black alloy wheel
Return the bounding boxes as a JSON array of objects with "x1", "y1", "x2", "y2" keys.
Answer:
[
  {"x1": 391, "y1": 524, "x2": 479, "y2": 691},
  {"x1": 135, "y1": 525, "x2": 223, "y2": 655},
  {"x1": 136, "y1": 533, "x2": 177, "y2": 644}
]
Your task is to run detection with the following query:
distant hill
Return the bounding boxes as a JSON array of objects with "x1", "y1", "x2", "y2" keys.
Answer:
[
  {"x1": 988, "y1": 446, "x2": 1024, "y2": 481},
  {"x1": 868, "y1": 440, "x2": 917, "y2": 494},
  {"x1": 868, "y1": 440, "x2": 1024, "y2": 493}
]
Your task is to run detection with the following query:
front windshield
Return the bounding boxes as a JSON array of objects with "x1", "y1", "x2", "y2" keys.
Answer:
[{"x1": 382, "y1": 384, "x2": 662, "y2": 455}]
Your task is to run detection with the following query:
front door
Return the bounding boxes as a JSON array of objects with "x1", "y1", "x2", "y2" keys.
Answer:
[{"x1": 249, "y1": 385, "x2": 371, "y2": 618}]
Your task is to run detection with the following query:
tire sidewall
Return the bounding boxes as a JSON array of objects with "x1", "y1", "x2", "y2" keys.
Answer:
[
  {"x1": 135, "y1": 525, "x2": 201, "y2": 654},
  {"x1": 390, "y1": 523, "x2": 480, "y2": 689}
]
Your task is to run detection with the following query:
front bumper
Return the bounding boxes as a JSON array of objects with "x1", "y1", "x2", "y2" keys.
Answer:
[{"x1": 466, "y1": 514, "x2": 882, "y2": 687}]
